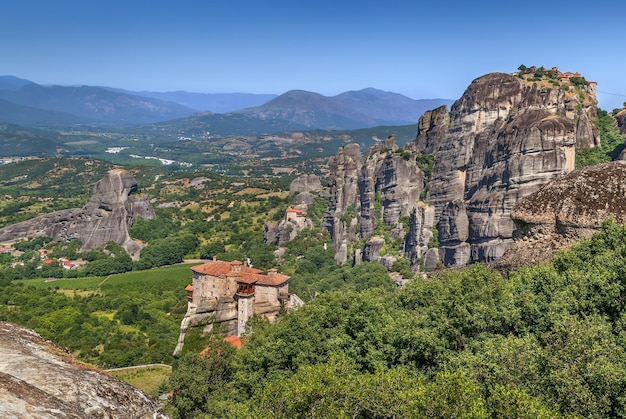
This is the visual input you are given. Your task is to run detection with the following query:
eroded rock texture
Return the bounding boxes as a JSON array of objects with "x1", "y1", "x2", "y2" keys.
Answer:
[
  {"x1": 402, "y1": 203, "x2": 436, "y2": 271},
  {"x1": 290, "y1": 174, "x2": 324, "y2": 207},
  {"x1": 0, "y1": 322, "x2": 166, "y2": 419},
  {"x1": 492, "y1": 161, "x2": 626, "y2": 274},
  {"x1": 404, "y1": 105, "x2": 450, "y2": 155},
  {"x1": 0, "y1": 170, "x2": 154, "y2": 256},
  {"x1": 323, "y1": 143, "x2": 363, "y2": 264},
  {"x1": 617, "y1": 109, "x2": 626, "y2": 136},
  {"x1": 324, "y1": 137, "x2": 431, "y2": 267},
  {"x1": 425, "y1": 72, "x2": 598, "y2": 265},
  {"x1": 265, "y1": 175, "x2": 320, "y2": 246}
]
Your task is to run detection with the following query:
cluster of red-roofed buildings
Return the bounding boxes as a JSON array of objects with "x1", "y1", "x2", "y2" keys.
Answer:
[{"x1": 174, "y1": 258, "x2": 303, "y2": 354}]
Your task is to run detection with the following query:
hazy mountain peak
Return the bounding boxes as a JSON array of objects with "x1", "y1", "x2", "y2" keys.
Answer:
[
  {"x1": 236, "y1": 88, "x2": 453, "y2": 129},
  {"x1": 0, "y1": 75, "x2": 34, "y2": 91}
]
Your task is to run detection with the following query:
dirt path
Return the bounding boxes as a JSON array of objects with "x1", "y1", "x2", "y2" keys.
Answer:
[{"x1": 97, "y1": 274, "x2": 113, "y2": 287}]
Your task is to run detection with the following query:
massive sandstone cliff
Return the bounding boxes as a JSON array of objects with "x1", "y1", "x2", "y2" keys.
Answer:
[
  {"x1": 404, "y1": 105, "x2": 449, "y2": 155},
  {"x1": 0, "y1": 170, "x2": 154, "y2": 256},
  {"x1": 420, "y1": 72, "x2": 598, "y2": 266},
  {"x1": 323, "y1": 136, "x2": 433, "y2": 267},
  {"x1": 323, "y1": 70, "x2": 600, "y2": 270},
  {"x1": 323, "y1": 143, "x2": 364, "y2": 264}
]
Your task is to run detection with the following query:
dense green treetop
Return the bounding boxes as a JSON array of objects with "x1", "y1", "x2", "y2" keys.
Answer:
[{"x1": 167, "y1": 220, "x2": 626, "y2": 418}]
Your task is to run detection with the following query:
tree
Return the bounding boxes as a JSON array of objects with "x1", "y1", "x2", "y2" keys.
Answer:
[
  {"x1": 199, "y1": 242, "x2": 225, "y2": 260},
  {"x1": 167, "y1": 339, "x2": 237, "y2": 418}
]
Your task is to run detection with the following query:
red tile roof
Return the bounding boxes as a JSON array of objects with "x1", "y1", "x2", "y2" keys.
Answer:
[
  {"x1": 191, "y1": 260, "x2": 289, "y2": 286},
  {"x1": 191, "y1": 260, "x2": 262, "y2": 276},
  {"x1": 286, "y1": 207, "x2": 307, "y2": 215},
  {"x1": 256, "y1": 272, "x2": 290, "y2": 286},
  {"x1": 185, "y1": 284, "x2": 193, "y2": 291}
]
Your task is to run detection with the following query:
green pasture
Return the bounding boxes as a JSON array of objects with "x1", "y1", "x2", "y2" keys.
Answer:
[
  {"x1": 107, "y1": 364, "x2": 172, "y2": 397},
  {"x1": 15, "y1": 262, "x2": 197, "y2": 292}
]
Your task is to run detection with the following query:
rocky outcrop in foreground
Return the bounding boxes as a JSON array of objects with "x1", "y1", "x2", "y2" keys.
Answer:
[
  {"x1": 0, "y1": 169, "x2": 154, "y2": 256},
  {"x1": 0, "y1": 322, "x2": 166, "y2": 418},
  {"x1": 492, "y1": 161, "x2": 626, "y2": 274}
]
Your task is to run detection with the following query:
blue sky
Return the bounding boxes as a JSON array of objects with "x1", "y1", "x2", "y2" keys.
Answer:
[{"x1": 2, "y1": 0, "x2": 626, "y2": 110}]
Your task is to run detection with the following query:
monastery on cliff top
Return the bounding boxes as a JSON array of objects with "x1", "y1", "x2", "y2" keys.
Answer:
[{"x1": 174, "y1": 259, "x2": 302, "y2": 354}]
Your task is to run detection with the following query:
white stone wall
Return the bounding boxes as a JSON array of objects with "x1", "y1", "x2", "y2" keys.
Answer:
[
  {"x1": 255, "y1": 285, "x2": 278, "y2": 304},
  {"x1": 237, "y1": 294, "x2": 255, "y2": 336},
  {"x1": 193, "y1": 272, "x2": 241, "y2": 304}
]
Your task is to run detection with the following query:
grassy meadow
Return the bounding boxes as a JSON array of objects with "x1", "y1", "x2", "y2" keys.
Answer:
[
  {"x1": 107, "y1": 364, "x2": 172, "y2": 397},
  {"x1": 3, "y1": 263, "x2": 203, "y2": 370}
]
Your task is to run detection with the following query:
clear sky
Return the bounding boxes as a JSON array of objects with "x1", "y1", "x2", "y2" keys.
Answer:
[{"x1": 2, "y1": 0, "x2": 626, "y2": 110}]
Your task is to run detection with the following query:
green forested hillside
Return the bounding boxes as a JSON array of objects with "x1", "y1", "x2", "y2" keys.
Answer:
[
  {"x1": 576, "y1": 109, "x2": 626, "y2": 167},
  {"x1": 167, "y1": 220, "x2": 626, "y2": 418},
  {"x1": 0, "y1": 264, "x2": 192, "y2": 367},
  {"x1": 4, "y1": 152, "x2": 626, "y2": 418},
  {"x1": 0, "y1": 123, "x2": 64, "y2": 157}
]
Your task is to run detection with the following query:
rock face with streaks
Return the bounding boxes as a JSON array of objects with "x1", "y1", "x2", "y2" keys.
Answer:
[
  {"x1": 402, "y1": 203, "x2": 437, "y2": 271},
  {"x1": 492, "y1": 161, "x2": 626, "y2": 274},
  {"x1": 290, "y1": 174, "x2": 323, "y2": 201},
  {"x1": 424, "y1": 71, "x2": 598, "y2": 265},
  {"x1": 359, "y1": 137, "x2": 424, "y2": 237},
  {"x1": 0, "y1": 170, "x2": 154, "y2": 256},
  {"x1": 316, "y1": 69, "x2": 601, "y2": 271},
  {"x1": 323, "y1": 136, "x2": 432, "y2": 267},
  {"x1": 0, "y1": 322, "x2": 166, "y2": 419},
  {"x1": 404, "y1": 105, "x2": 450, "y2": 155},
  {"x1": 323, "y1": 143, "x2": 364, "y2": 264}
]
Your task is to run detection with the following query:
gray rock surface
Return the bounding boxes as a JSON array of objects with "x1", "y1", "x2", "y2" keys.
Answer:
[
  {"x1": 324, "y1": 137, "x2": 428, "y2": 269},
  {"x1": 402, "y1": 204, "x2": 436, "y2": 271},
  {"x1": 323, "y1": 143, "x2": 363, "y2": 264},
  {"x1": 424, "y1": 72, "x2": 598, "y2": 265},
  {"x1": 0, "y1": 170, "x2": 154, "y2": 256},
  {"x1": 493, "y1": 161, "x2": 626, "y2": 275},
  {"x1": 263, "y1": 221, "x2": 279, "y2": 245},
  {"x1": 404, "y1": 105, "x2": 450, "y2": 155},
  {"x1": 362, "y1": 236, "x2": 385, "y2": 263},
  {"x1": 616, "y1": 109, "x2": 626, "y2": 137},
  {"x1": 319, "y1": 70, "x2": 600, "y2": 270},
  {"x1": 266, "y1": 175, "x2": 322, "y2": 247},
  {"x1": 289, "y1": 174, "x2": 323, "y2": 196},
  {"x1": 423, "y1": 248, "x2": 440, "y2": 271},
  {"x1": 0, "y1": 322, "x2": 166, "y2": 419}
]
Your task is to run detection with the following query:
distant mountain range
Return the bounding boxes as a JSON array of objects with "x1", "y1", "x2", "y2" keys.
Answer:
[
  {"x1": 0, "y1": 75, "x2": 453, "y2": 131},
  {"x1": 0, "y1": 76, "x2": 193, "y2": 125},
  {"x1": 116, "y1": 89, "x2": 278, "y2": 113},
  {"x1": 235, "y1": 88, "x2": 451, "y2": 129}
]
